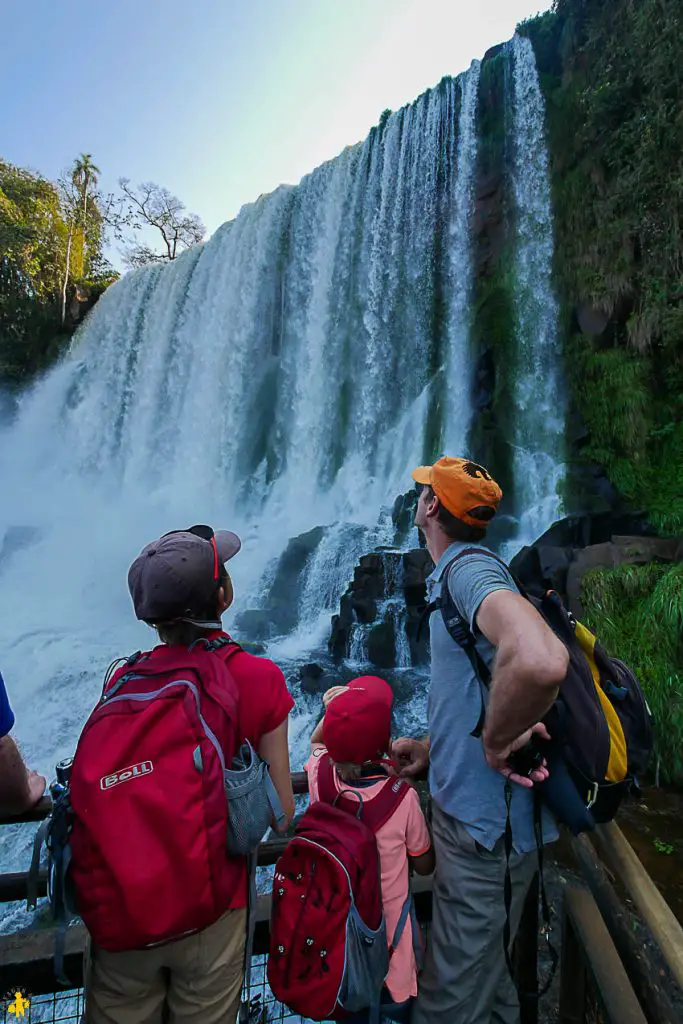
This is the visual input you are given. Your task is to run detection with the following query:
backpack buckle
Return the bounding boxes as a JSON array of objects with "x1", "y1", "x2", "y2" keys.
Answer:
[{"x1": 586, "y1": 782, "x2": 599, "y2": 809}]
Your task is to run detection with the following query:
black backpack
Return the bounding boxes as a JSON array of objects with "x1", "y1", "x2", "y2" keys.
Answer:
[
  {"x1": 429, "y1": 547, "x2": 654, "y2": 832},
  {"x1": 427, "y1": 545, "x2": 654, "y2": 999}
]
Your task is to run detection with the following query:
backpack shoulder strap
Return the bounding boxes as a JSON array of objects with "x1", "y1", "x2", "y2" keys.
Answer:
[
  {"x1": 316, "y1": 755, "x2": 411, "y2": 832},
  {"x1": 360, "y1": 776, "x2": 411, "y2": 833},
  {"x1": 316, "y1": 753, "x2": 339, "y2": 805},
  {"x1": 428, "y1": 546, "x2": 522, "y2": 738}
]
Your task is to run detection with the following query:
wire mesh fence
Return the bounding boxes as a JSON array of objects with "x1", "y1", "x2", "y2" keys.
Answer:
[
  {"x1": 0, "y1": 958, "x2": 323, "y2": 1024},
  {"x1": 1, "y1": 988, "x2": 84, "y2": 1024}
]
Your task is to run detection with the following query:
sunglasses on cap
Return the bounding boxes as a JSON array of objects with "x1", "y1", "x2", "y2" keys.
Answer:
[{"x1": 162, "y1": 524, "x2": 221, "y2": 583}]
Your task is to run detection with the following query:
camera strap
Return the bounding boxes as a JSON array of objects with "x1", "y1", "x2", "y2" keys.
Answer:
[{"x1": 503, "y1": 782, "x2": 558, "y2": 1000}]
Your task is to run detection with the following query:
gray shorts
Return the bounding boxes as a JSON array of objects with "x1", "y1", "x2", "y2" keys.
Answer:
[{"x1": 412, "y1": 804, "x2": 537, "y2": 1024}]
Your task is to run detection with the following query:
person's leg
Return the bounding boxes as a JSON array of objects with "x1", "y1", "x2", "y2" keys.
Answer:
[
  {"x1": 165, "y1": 908, "x2": 247, "y2": 1024},
  {"x1": 411, "y1": 805, "x2": 536, "y2": 1024},
  {"x1": 84, "y1": 937, "x2": 167, "y2": 1024}
]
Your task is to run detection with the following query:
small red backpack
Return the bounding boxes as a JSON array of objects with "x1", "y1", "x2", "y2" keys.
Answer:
[
  {"x1": 267, "y1": 756, "x2": 411, "y2": 1022},
  {"x1": 67, "y1": 641, "x2": 242, "y2": 951}
]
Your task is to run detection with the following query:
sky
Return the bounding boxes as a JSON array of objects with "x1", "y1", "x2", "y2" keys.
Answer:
[{"x1": 1, "y1": 0, "x2": 551, "y2": 248}]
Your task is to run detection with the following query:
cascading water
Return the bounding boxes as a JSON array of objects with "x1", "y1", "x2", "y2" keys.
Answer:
[
  {"x1": 443, "y1": 59, "x2": 481, "y2": 455},
  {"x1": 0, "y1": 40, "x2": 566, "y2": 931},
  {"x1": 507, "y1": 34, "x2": 566, "y2": 549}
]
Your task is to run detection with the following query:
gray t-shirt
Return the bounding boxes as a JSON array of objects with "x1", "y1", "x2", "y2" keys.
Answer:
[{"x1": 427, "y1": 540, "x2": 558, "y2": 853}]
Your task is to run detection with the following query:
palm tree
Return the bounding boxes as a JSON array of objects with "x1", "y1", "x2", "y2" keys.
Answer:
[
  {"x1": 61, "y1": 154, "x2": 101, "y2": 324},
  {"x1": 71, "y1": 153, "x2": 100, "y2": 229}
]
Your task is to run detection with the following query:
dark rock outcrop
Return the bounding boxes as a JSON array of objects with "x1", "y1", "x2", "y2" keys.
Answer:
[
  {"x1": 329, "y1": 547, "x2": 434, "y2": 666},
  {"x1": 510, "y1": 511, "x2": 682, "y2": 618},
  {"x1": 235, "y1": 525, "x2": 326, "y2": 640}
]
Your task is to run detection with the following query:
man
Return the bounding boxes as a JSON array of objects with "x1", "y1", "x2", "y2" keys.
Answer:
[
  {"x1": 392, "y1": 457, "x2": 568, "y2": 1024},
  {"x1": 81, "y1": 525, "x2": 295, "y2": 1024},
  {"x1": 0, "y1": 670, "x2": 46, "y2": 816}
]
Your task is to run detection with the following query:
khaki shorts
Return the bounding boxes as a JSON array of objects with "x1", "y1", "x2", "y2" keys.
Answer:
[{"x1": 84, "y1": 908, "x2": 247, "y2": 1024}]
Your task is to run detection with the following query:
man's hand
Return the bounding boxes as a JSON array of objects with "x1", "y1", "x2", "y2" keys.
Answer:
[
  {"x1": 392, "y1": 737, "x2": 429, "y2": 778},
  {"x1": 483, "y1": 722, "x2": 551, "y2": 789},
  {"x1": 26, "y1": 770, "x2": 47, "y2": 807},
  {"x1": 0, "y1": 734, "x2": 47, "y2": 816}
]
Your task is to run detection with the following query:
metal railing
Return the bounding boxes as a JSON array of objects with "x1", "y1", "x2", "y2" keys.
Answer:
[{"x1": 2, "y1": 777, "x2": 682, "y2": 1024}]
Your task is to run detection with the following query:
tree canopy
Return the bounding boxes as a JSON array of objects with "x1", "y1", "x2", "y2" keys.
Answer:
[{"x1": 0, "y1": 155, "x2": 206, "y2": 382}]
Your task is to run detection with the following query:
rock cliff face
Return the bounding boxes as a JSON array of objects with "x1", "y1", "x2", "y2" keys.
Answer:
[{"x1": 326, "y1": 509, "x2": 682, "y2": 667}]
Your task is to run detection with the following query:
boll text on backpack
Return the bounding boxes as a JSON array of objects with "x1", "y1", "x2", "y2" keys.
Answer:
[{"x1": 268, "y1": 756, "x2": 414, "y2": 1023}]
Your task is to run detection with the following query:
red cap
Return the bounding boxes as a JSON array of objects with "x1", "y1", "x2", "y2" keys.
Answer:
[{"x1": 323, "y1": 676, "x2": 393, "y2": 765}]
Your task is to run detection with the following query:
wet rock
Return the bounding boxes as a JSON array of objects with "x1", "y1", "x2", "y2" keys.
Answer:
[
  {"x1": 473, "y1": 347, "x2": 495, "y2": 412},
  {"x1": 233, "y1": 609, "x2": 273, "y2": 641},
  {"x1": 351, "y1": 594, "x2": 378, "y2": 624},
  {"x1": 367, "y1": 620, "x2": 396, "y2": 669},
  {"x1": 329, "y1": 590, "x2": 355, "y2": 660},
  {"x1": 299, "y1": 663, "x2": 327, "y2": 696},
  {"x1": 245, "y1": 525, "x2": 326, "y2": 637},
  {"x1": 392, "y1": 490, "x2": 418, "y2": 541}
]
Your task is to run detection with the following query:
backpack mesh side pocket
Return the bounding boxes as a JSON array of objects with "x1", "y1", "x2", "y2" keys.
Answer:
[
  {"x1": 224, "y1": 741, "x2": 284, "y2": 855},
  {"x1": 338, "y1": 902, "x2": 388, "y2": 1013}
]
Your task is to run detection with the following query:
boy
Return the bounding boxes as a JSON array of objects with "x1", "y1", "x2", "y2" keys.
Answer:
[{"x1": 306, "y1": 676, "x2": 434, "y2": 1023}]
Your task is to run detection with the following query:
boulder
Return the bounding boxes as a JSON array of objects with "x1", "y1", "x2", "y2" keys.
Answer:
[
  {"x1": 351, "y1": 594, "x2": 378, "y2": 624},
  {"x1": 233, "y1": 608, "x2": 273, "y2": 641},
  {"x1": 299, "y1": 663, "x2": 328, "y2": 696},
  {"x1": 367, "y1": 620, "x2": 397, "y2": 669}
]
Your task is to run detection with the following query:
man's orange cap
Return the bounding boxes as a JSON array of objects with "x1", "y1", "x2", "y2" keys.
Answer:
[{"x1": 411, "y1": 456, "x2": 502, "y2": 528}]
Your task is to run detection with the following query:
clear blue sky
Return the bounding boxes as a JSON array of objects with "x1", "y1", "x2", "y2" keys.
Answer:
[{"x1": 1, "y1": 0, "x2": 550, "y2": 242}]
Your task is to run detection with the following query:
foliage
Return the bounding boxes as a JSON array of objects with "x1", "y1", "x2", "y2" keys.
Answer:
[
  {"x1": 518, "y1": 0, "x2": 683, "y2": 532},
  {"x1": 0, "y1": 156, "x2": 117, "y2": 382},
  {"x1": 112, "y1": 180, "x2": 206, "y2": 268},
  {"x1": 581, "y1": 562, "x2": 683, "y2": 786}
]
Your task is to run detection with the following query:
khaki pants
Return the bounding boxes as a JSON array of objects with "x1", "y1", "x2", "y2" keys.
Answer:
[
  {"x1": 412, "y1": 805, "x2": 537, "y2": 1024},
  {"x1": 84, "y1": 908, "x2": 247, "y2": 1024}
]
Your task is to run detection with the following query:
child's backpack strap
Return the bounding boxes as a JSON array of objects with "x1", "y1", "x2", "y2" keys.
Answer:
[{"x1": 316, "y1": 754, "x2": 410, "y2": 831}]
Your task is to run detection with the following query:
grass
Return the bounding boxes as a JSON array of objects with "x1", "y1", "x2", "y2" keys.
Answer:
[{"x1": 581, "y1": 563, "x2": 683, "y2": 785}]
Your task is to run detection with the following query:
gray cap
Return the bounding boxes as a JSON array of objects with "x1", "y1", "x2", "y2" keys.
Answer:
[{"x1": 128, "y1": 526, "x2": 241, "y2": 624}]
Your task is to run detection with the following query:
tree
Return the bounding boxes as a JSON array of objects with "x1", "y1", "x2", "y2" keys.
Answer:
[
  {"x1": 59, "y1": 155, "x2": 109, "y2": 323},
  {"x1": 0, "y1": 160, "x2": 69, "y2": 377},
  {"x1": 71, "y1": 153, "x2": 101, "y2": 275},
  {"x1": 114, "y1": 180, "x2": 206, "y2": 268},
  {"x1": 0, "y1": 156, "x2": 117, "y2": 381}
]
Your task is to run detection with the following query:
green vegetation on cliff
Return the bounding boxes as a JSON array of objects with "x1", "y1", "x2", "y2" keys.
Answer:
[
  {"x1": 581, "y1": 562, "x2": 683, "y2": 785},
  {"x1": 519, "y1": 0, "x2": 683, "y2": 533},
  {"x1": 0, "y1": 156, "x2": 207, "y2": 385},
  {"x1": 0, "y1": 156, "x2": 116, "y2": 383}
]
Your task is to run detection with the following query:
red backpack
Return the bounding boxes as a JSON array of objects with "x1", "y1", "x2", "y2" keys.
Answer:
[
  {"x1": 67, "y1": 641, "x2": 242, "y2": 951},
  {"x1": 267, "y1": 757, "x2": 411, "y2": 1022}
]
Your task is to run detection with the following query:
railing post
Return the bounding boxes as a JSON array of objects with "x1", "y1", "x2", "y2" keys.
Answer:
[{"x1": 570, "y1": 834, "x2": 678, "y2": 1024}]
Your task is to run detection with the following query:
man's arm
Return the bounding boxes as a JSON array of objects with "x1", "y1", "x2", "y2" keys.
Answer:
[
  {"x1": 0, "y1": 734, "x2": 46, "y2": 816},
  {"x1": 476, "y1": 589, "x2": 568, "y2": 775}
]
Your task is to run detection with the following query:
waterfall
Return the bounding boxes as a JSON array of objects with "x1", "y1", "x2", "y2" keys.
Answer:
[
  {"x1": 443, "y1": 59, "x2": 481, "y2": 455},
  {"x1": 507, "y1": 34, "x2": 566, "y2": 549},
  {"x1": 0, "y1": 72, "x2": 478, "y2": 826},
  {"x1": 0, "y1": 42, "x2": 568, "y2": 922}
]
